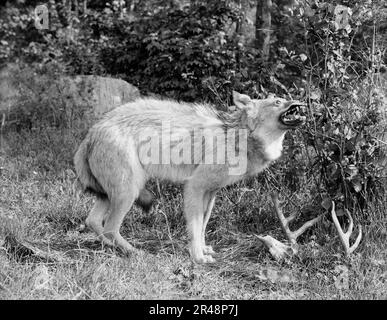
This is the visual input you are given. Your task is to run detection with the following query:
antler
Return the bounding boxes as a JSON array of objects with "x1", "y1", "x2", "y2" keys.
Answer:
[
  {"x1": 331, "y1": 201, "x2": 362, "y2": 257},
  {"x1": 256, "y1": 192, "x2": 323, "y2": 261},
  {"x1": 271, "y1": 193, "x2": 323, "y2": 245}
]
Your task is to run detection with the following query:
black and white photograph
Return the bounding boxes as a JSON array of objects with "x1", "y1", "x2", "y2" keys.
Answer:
[{"x1": 0, "y1": 0, "x2": 386, "y2": 302}]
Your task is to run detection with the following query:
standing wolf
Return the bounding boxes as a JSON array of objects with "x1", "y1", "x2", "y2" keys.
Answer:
[{"x1": 74, "y1": 91, "x2": 306, "y2": 263}]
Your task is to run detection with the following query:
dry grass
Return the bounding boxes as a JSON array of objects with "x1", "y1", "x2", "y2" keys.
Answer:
[{"x1": 0, "y1": 127, "x2": 386, "y2": 300}]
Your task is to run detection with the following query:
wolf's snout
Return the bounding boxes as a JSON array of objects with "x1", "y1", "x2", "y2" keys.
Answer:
[{"x1": 280, "y1": 102, "x2": 307, "y2": 127}]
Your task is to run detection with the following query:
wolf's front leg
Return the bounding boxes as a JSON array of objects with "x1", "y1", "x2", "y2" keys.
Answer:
[
  {"x1": 202, "y1": 191, "x2": 217, "y2": 256},
  {"x1": 184, "y1": 185, "x2": 215, "y2": 264}
]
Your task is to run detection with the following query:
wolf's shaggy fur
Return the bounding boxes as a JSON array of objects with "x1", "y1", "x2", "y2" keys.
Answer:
[{"x1": 74, "y1": 92, "x2": 303, "y2": 263}]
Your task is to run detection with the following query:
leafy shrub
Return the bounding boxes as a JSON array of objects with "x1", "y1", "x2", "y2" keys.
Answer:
[
  {"x1": 85, "y1": 1, "x2": 270, "y2": 103},
  {"x1": 276, "y1": 1, "x2": 387, "y2": 213}
]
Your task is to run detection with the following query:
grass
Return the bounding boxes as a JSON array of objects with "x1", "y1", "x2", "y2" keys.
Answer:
[{"x1": 0, "y1": 124, "x2": 386, "y2": 300}]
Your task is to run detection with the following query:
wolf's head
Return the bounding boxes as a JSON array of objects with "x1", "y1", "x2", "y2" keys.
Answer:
[{"x1": 232, "y1": 91, "x2": 306, "y2": 139}]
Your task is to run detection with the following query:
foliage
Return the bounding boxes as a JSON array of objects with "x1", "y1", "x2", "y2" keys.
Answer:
[
  {"x1": 282, "y1": 0, "x2": 386, "y2": 212},
  {"x1": 82, "y1": 0, "x2": 271, "y2": 102}
]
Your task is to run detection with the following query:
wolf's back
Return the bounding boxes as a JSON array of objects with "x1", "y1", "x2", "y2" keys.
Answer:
[{"x1": 73, "y1": 97, "x2": 226, "y2": 196}]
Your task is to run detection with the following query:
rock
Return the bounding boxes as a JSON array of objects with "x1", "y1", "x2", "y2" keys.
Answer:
[
  {"x1": 0, "y1": 64, "x2": 140, "y2": 124},
  {"x1": 57, "y1": 75, "x2": 140, "y2": 119},
  {"x1": 0, "y1": 64, "x2": 20, "y2": 112}
]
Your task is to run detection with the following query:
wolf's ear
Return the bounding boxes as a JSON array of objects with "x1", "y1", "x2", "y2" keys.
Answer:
[{"x1": 233, "y1": 91, "x2": 253, "y2": 110}]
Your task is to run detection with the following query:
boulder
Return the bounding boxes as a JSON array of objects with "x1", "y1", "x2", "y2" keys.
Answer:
[
  {"x1": 58, "y1": 75, "x2": 140, "y2": 118},
  {"x1": 0, "y1": 64, "x2": 20, "y2": 112},
  {"x1": 0, "y1": 64, "x2": 140, "y2": 123}
]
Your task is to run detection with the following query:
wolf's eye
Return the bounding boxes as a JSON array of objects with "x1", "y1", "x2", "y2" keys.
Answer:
[{"x1": 275, "y1": 100, "x2": 282, "y2": 105}]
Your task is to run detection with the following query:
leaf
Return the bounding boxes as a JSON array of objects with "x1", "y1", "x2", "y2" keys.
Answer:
[
  {"x1": 327, "y1": 163, "x2": 338, "y2": 177},
  {"x1": 304, "y1": 6, "x2": 315, "y2": 17},
  {"x1": 351, "y1": 178, "x2": 362, "y2": 193},
  {"x1": 345, "y1": 164, "x2": 358, "y2": 180},
  {"x1": 327, "y1": 61, "x2": 335, "y2": 73},
  {"x1": 309, "y1": 89, "x2": 321, "y2": 100},
  {"x1": 299, "y1": 53, "x2": 308, "y2": 62},
  {"x1": 321, "y1": 198, "x2": 332, "y2": 210},
  {"x1": 335, "y1": 208, "x2": 346, "y2": 217},
  {"x1": 334, "y1": 5, "x2": 352, "y2": 31},
  {"x1": 343, "y1": 126, "x2": 355, "y2": 140}
]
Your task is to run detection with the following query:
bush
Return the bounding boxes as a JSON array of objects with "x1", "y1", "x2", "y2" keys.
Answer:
[
  {"x1": 83, "y1": 1, "x2": 270, "y2": 103},
  {"x1": 276, "y1": 1, "x2": 387, "y2": 214}
]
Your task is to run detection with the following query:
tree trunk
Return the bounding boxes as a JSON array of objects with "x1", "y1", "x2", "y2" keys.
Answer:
[
  {"x1": 74, "y1": 0, "x2": 79, "y2": 17},
  {"x1": 83, "y1": 0, "x2": 87, "y2": 14},
  {"x1": 126, "y1": 0, "x2": 132, "y2": 12},
  {"x1": 236, "y1": 0, "x2": 249, "y2": 37},
  {"x1": 255, "y1": 0, "x2": 273, "y2": 61}
]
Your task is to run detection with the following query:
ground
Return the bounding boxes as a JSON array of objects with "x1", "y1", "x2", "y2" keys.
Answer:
[{"x1": 0, "y1": 128, "x2": 386, "y2": 300}]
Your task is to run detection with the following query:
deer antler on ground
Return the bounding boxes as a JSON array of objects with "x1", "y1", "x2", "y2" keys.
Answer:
[
  {"x1": 331, "y1": 201, "x2": 362, "y2": 257},
  {"x1": 256, "y1": 193, "x2": 323, "y2": 261},
  {"x1": 271, "y1": 193, "x2": 323, "y2": 245}
]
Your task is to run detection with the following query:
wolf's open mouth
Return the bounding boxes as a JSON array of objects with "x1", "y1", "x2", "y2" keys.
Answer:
[{"x1": 280, "y1": 103, "x2": 307, "y2": 127}]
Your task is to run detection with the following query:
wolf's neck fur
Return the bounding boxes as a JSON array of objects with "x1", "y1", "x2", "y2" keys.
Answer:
[
  {"x1": 219, "y1": 110, "x2": 244, "y2": 129},
  {"x1": 244, "y1": 133, "x2": 285, "y2": 176},
  {"x1": 222, "y1": 110, "x2": 285, "y2": 176},
  {"x1": 259, "y1": 132, "x2": 285, "y2": 161}
]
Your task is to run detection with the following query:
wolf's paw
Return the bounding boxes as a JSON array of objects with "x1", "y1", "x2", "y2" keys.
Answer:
[
  {"x1": 194, "y1": 254, "x2": 216, "y2": 264},
  {"x1": 101, "y1": 232, "x2": 138, "y2": 256},
  {"x1": 86, "y1": 218, "x2": 104, "y2": 236},
  {"x1": 203, "y1": 254, "x2": 216, "y2": 263},
  {"x1": 99, "y1": 234, "x2": 114, "y2": 247},
  {"x1": 202, "y1": 245, "x2": 216, "y2": 256}
]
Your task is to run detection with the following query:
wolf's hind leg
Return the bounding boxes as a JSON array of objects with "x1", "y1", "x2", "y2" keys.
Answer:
[
  {"x1": 202, "y1": 191, "x2": 216, "y2": 256},
  {"x1": 184, "y1": 185, "x2": 215, "y2": 264},
  {"x1": 86, "y1": 198, "x2": 110, "y2": 237},
  {"x1": 102, "y1": 190, "x2": 137, "y2": 254}
]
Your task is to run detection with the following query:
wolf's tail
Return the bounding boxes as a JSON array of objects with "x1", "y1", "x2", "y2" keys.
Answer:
[{"x1": 74, "y1": 137, "x2": 107, "y2": 199}]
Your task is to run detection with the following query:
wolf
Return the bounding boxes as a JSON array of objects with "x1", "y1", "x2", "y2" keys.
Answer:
[{"x1": 74, "y1": 91, "x2": 306, "y2": 263}]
